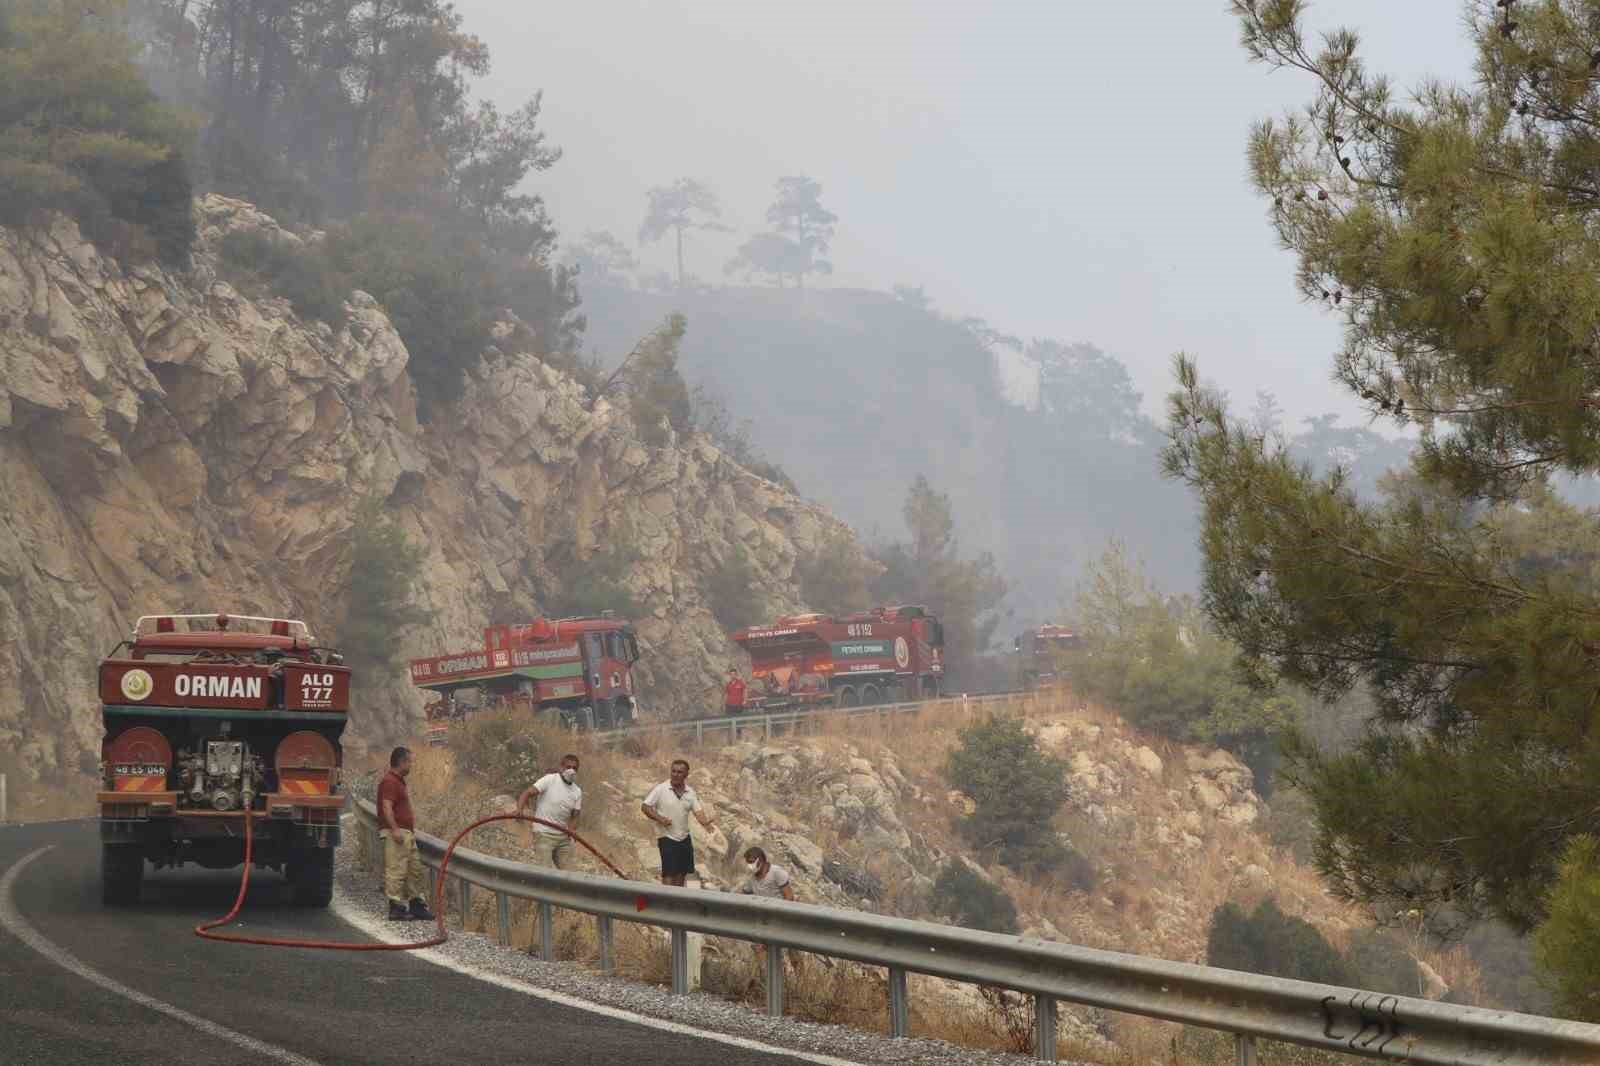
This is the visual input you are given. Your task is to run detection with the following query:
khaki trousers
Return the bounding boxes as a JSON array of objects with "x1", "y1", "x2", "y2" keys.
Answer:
[
  {"x1": 384, "y1": 828, "x2": 428, "y2": 905},
  {"x1": 531, "y1": 831, "x2": 572, "y2": 869}
]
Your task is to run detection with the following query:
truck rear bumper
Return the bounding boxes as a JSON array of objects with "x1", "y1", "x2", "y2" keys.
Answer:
[{"x1": 98, "y1": 793, "x2": 343, "y2": 856}]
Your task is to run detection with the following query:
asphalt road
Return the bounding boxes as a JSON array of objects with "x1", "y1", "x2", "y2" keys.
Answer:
[{"x1": 0, "y1": 819, "x2": 819, "y2": 1066}]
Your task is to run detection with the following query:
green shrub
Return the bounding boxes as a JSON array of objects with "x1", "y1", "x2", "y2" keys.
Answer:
[
  {"x1": 1262, "y1": 784, "x2": 1318, "y2": 865},
  {"x1": 324, "y1": 215, "x2": 495, "y2": 417},
  {"x1": 453, "y1": 710, "x2": 544, "y2": 793},
  {"x1": 795, "y1": 528, "x2": 876, "y2": 617},
  {"x1": 705, "y1": 546, "x2": 763, "y2": 632},
  {"x1": 930, "y1": 861, "x2": 1019, "y2": 934},
  {"x1": 340, "y1": 498, "x2": 431, "y2": 675},
  {"x1": 544, "y1": 540, "x2": 642, "y2": 620},
  {"x1": 1534, "y1": 834, "x2": 1600, "y2": 1021},
  {"x1": 1344, "y1": 927, "x2": 1425, "y2": 998},
  {"x1": 944, "y1": 715, "x2": 1083, "y2": 878},
  {"x1": 1206, "y1": 898, "x2": 1352, "y2": 985},
  {"x1": 219, "y1": 229, "x2": 349, "y2": 324}
]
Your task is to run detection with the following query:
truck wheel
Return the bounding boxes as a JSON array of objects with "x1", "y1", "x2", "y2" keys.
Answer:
[
  {"x1": 572, "y1": 705, "x2": 595, "y2": 731},
  {"x1": 102, "y1": 844, "x2": 143, "y2": 905},
  {"x1": 616, "y1": 698, "x2": 635, "y2": 727},
  {"x1": 289, "y1": 848, "x2": 334, "y2": 908},
  {"x1": 860, "y1": 682, "x2": 883, "y2": 706},
  {"x1": 836, "y1": 686, "x2": 858, "y2": 708}
]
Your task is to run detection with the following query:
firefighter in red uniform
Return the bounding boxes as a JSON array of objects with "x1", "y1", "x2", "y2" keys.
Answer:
[{"x1": 724, "y1": 667, "x2": 746, "y2": 715}]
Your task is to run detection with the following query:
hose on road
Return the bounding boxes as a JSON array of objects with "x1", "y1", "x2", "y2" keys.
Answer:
[{"x1": 195, "y1": 807, "x2": 629, "y2": 950}]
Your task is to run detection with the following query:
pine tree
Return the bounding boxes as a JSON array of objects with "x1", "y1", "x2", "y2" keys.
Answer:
[
  {"x1": 639, "y1": 178, "x2": 727, "y2": 289},
  {"x1": 764, "y1": 175, "x2": 836, "y2": 289},
  {"x1": 0, "y1": 0, "x2": 196, "y2": 263},
  {"x1": 1164, "y1": 2, "x2": 1600, "y2": 982}
]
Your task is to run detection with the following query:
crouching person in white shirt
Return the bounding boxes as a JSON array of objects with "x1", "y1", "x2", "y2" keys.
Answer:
[{"x1": 738, "y1": 847, "x2": 796, "y2": 901}]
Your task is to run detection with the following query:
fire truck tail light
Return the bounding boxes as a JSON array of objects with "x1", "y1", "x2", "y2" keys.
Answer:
[{"x1": 156, "y1": 616, "x2": 174, "y2": 633}]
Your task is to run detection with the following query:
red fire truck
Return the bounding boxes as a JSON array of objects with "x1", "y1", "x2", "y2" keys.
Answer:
[
  {"x1": 97, "y1": 613, "x2": 349, "y2": 906},
  {"x1": 730, "y1": 605, "x2": 945, "y2": 708},
  {"x1": 1015, "y1": 623, "x2": 1084, "y2": 689},
  {"x1": 409, "y1": 615, "x2": 641, "y2": 738}
]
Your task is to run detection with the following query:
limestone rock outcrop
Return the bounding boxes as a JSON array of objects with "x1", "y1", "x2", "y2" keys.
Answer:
[{"x1": 0, "y1": 197, "x2": 869, "y2": 786}]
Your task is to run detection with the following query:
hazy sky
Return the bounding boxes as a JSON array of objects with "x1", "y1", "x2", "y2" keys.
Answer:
[{"x1": 460, "y1": 1, "x2": 1473, "y2": 426}]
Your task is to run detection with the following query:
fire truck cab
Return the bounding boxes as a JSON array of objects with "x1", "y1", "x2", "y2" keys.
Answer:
[{"x1": 410, "y1": 615, "x2": 641, "y2": 740}]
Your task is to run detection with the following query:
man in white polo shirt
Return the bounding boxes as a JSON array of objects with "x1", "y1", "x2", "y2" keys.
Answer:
[
  {"x1": 517, "y1": 753, "x2": 582, "y2": 868},
  {"x1": 641, "y1": 757, "x2": 716, "y2": 886}
]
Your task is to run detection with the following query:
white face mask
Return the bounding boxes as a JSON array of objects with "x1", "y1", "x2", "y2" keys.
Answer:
[
  {"x1": 746, "y1": 861, "x2": 760, "y2": 874},
  {"x1": 561, "y1": 768, "x2": 577, "y2": 784}
]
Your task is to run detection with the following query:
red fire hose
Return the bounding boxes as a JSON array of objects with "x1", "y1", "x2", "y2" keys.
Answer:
[{"x1": 195, "y1": 806, "x2": 629, "y2": 950}]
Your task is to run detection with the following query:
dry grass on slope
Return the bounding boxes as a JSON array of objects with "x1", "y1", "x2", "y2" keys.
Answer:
[{"x1": 384, "y1": 695, "x2": 1454, "y2": 1064}]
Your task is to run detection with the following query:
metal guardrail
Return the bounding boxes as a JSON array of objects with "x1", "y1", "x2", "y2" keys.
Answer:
[
  {"x1": 594, "y1": 689, "x2": 1029, "y2": 747},
  {"x1": 352, "y1": 799, "x2": 1600, "y2": 1064}
]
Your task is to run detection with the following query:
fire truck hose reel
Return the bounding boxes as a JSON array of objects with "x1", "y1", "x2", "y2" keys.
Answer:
[{"x1": 194, "y1": 810, "x2": 629, "y2": 951}]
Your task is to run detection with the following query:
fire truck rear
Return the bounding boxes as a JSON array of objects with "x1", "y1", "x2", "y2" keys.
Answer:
[
  {"x1": 1015, "y1": 623, "x2": 1084, "y2": 689},
  {"x1": 98, "y1": 614, "x2": 349, "y2": 906},
  {"x1": 730, "y1": 605, "x2": 945, "y2": 708}
]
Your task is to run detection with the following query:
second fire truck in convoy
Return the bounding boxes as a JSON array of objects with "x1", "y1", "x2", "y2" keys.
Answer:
[
  {"x1": 1015, "y1": 623, "x2": 1085, "y2": 689},
  {"x1": 97, "y1": 613, "x2": 349, "y2": 906},
  {"x1": 409, "y1": 615, "x2": 641, "y2": 740},
  {"x1": 730, "y1": 605, "x2": 945, "y2": 708}
]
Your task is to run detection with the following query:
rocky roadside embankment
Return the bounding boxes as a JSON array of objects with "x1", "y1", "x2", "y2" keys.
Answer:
[{"x1": 404, "y1": 694, "x2": 1379, "y2": 1056}]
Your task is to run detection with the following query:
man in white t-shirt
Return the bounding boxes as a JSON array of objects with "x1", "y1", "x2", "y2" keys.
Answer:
[
  {"x1": 738, "y1": 846, "x2": 795, "y2": 900},
  {"x1": 517, "y1": 753, "x2": 582, "y2": 869},
  {"x1": 641, "y1": 758, "x2": 716, "y2": 886}
]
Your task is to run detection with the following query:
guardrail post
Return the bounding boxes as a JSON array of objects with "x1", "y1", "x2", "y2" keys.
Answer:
[
  {"x1": 887, "y1": 966, "x2": 909, "y2": 1037},
  {"x1": 459, "y1": 879, "x2": 471, "y2": 929},
  {"x1": 597, "y1": 914, "x2": 614, "y2": 975},
  {"x1": 730, "y1": 719, "x2": 738, "y2": 743},
  {"x1": 496, "y1": 891, "x2": 510, "y2": 945},
  {"x1": 766, "y1": 943, "x2": 784, "y2": 1017},
  {"x1": 764, "y1": 717, "x2": 772, "y2": 741},
  {"x1": 1234, "y1": 1033, "x2": 1256, "y2": 1066},
  {"x1": 1034, "y1": 994, "x2": 1056, "y2": 1061},
  {"x1": 695, "y1": 721, "x2": 704, "y2": 744},
  {"x1": 670, "y1": 929, "x2": 689, "y2": 995},
  {"x1": 538, "y1": 901, "x2": 555, "y2": 961}
]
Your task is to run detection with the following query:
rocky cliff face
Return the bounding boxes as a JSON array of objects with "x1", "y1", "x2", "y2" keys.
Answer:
[{"x1": 0, "y1": 196, "x2": 865, "y2": 793}]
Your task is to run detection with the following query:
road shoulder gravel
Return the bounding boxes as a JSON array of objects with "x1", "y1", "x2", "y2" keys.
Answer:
[{"x1": 332, "y1": 840, "x2": 1071, "y2": 1066}]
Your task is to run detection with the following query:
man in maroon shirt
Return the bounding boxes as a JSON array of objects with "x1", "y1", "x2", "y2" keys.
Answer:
[{"x1": 378, "y1": 746, "x2": 434, "y2": 921}]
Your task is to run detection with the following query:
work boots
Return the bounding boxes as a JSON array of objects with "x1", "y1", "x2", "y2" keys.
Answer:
[
  {"x1": 408, "y1": 897, "x2": 435, "y2": 921},
  {"x1": 387, "y1": 900, "x2": 410, "y2": 921}
]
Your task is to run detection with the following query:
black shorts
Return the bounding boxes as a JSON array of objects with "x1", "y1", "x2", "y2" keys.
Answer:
[{"x1": 658, "y1": 836, "x2": 695, "y2": 877}]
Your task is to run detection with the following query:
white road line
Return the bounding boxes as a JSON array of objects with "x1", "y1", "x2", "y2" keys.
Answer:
[
  {"x1": 0, "y1": 846, "x2": 324, "y2": 1066},
  {"x1": 330, "y1": 890, "x2": 866, "y2": 1066}
]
